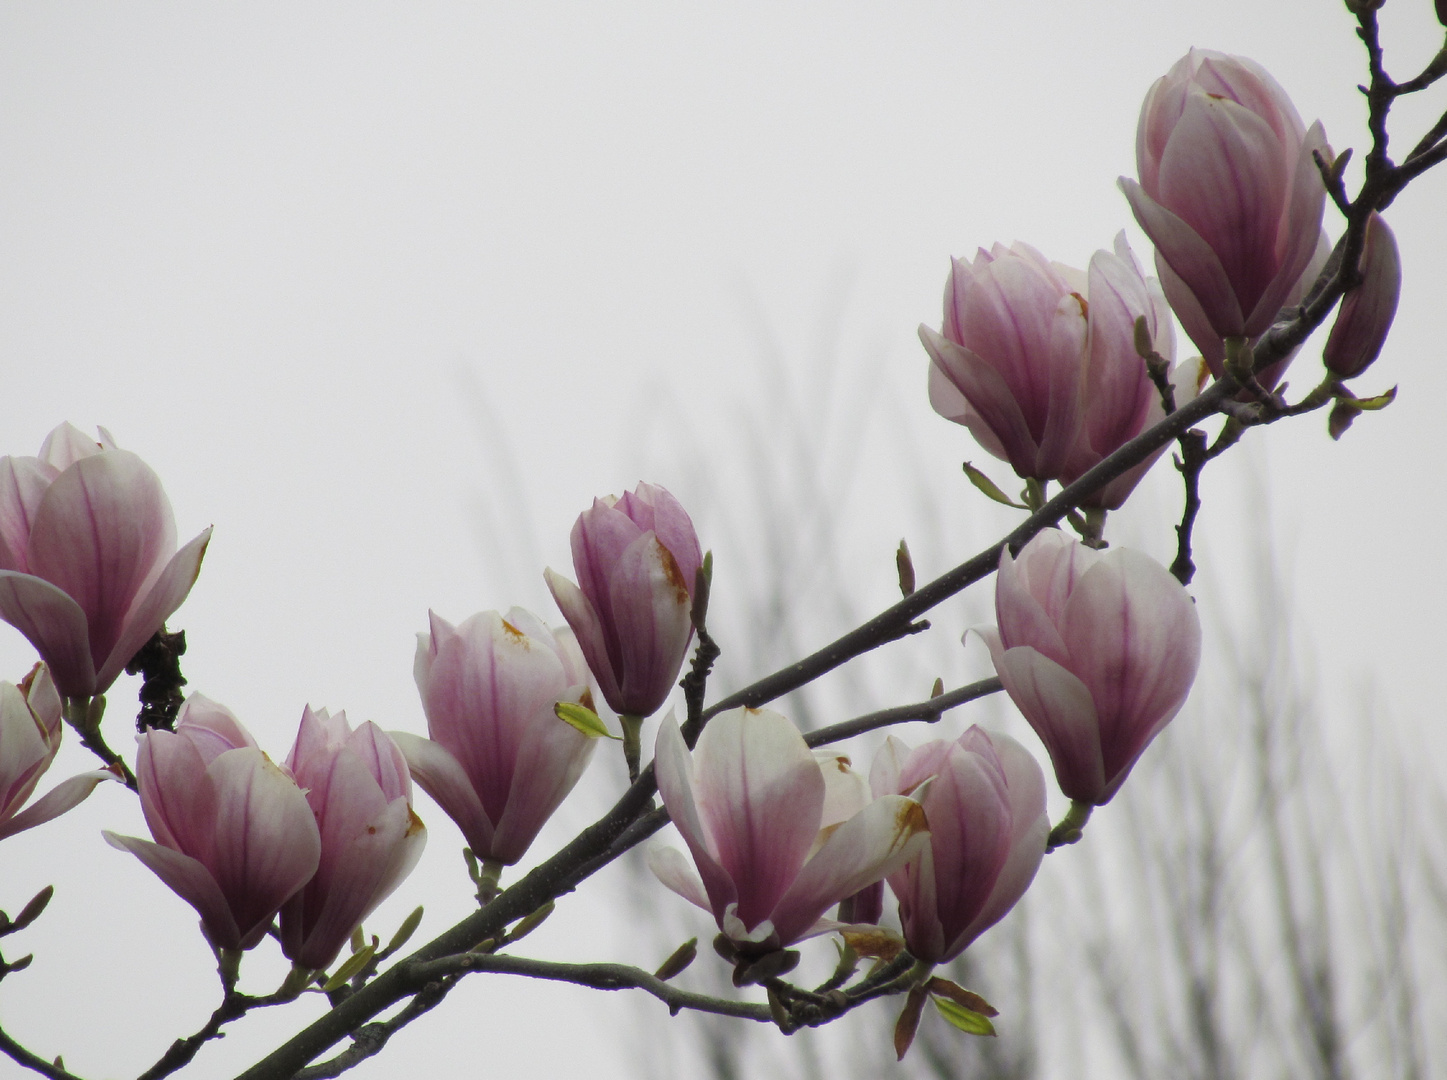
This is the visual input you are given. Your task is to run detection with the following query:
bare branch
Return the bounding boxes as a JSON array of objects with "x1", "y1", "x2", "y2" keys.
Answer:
[
  {"x1": 0, "y1": 1025, "x2": 88, "y2": 1080},
  {"x1": 802, "y1": 678, "x2": 1003, "y2": 748},
  {"x1": 698, "y1": 381, "x2": 1233, "y2": 722},
  {"x1": 420, "y1": 954, "x2": 774, "y2": 1021}
]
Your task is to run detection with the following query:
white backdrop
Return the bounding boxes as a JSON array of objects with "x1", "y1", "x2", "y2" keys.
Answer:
[{"x1": 2, "y1": 3, "x2": 1443, "y2": 1078}]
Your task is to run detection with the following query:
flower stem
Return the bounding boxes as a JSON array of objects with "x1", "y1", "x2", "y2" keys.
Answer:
[
  {"x1": 1045, "y1": 800, "x2": 1093, "y2": 852},
  {"x1": 476, "y1": 858, "x2": 505, "y2": 906},
  {"x1": 620, "y1": 714, "x2": 644, "y2": 783}
]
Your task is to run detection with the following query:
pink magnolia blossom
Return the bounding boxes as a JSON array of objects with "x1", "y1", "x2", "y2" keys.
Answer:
[
  {"x1": 0, "y1": 664, "x2": 115, "y2": 842},
  {"x1": 391, "y1": 608, "x2": 596, "y2": 866},
  {"x1": 0, "y1": 423, "x2": 211, "y2": 702},
  {"x1": 921, "y1": 242, "x2": 1089, "y2": 481},
  {"x1": 104, "y1": 695, "x2": 321, "y2": 951},
  {"x1": 649, "y1": 707, "x2": 929, "y2": 954},
  {"x1": 1324, "y1": 212, "x2": 1401, "y2": 380},
  {"x1": 544, "y1": 482, "x2": 702, "y2": 718},
  {"x1": 980, "y1": 529, "x2": 1201, "y2": 806},
  {"x1": 1120, "y1": 49, "x2": 1329, "y2": 376},
  {"x1": 1057, "y1": 236, "x2": 1205, "y2": 510},
  {"x1": 923, "y1": 237, "x2": 1196, "y2": 497},
  {"x1": 280, "y1": 707, "x2": 426, "y2": 971},
  {"x1": 870, "y1": 728, "x2": 1047, "y2": 964}
]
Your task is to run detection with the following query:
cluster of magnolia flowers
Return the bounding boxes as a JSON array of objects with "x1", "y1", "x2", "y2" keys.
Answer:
[
  {"x1": 0, "y1": 44, "x2": 1406, "y2": 1058},
  {"x1": 925, "y1": 49, "x2": 1399, "y2": 487},
  {"x1": 0, "y1": 424, "x2": 1199, "y2": 1018}
]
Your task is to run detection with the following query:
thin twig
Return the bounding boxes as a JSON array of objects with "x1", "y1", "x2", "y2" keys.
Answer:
[
  {"x1": 72, "y1": 725, "x2": 138, "y2": 791},
  {"x1": 1393, "y1": 34, "x2": 1447, "y2": 95},
  {"x1": 698, "y1": 381, "x2": 1233, "y2": 723},
  {"x1": 293, "y1": 977, "x2": 460, "y2": 1080},
  {"x1": 138, "y1": 990, "x2": 292, "y2": 1080},
  {"x1": 424, "y1": 954, "x2": 773, "y2": 1020},
  {"x1": 0, "y1": 1025, "x2": 88, "y2": 1080},
  {"x1": 801, "y1": 678, "x2": 1003, "y2": 748},
  {"x1": 1407, "y1": 107, "x2": 1447, "y2": 166}
]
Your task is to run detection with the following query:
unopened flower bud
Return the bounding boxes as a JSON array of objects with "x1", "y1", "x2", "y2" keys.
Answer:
[
  {"x1": 545, "y1": 483, "x2": 702, "y2": 719},
  {"x1": 1324, "y1": 212, "x2": 1401, "y2": 380}
]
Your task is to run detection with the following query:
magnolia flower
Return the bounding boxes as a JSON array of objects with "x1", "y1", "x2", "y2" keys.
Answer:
[
  {"x1": 980, "y1": 529, "x2": 1201, "y2": 805},
  {"x1": 1121, "y1": 49, "x2": 1329, "y2": 375},
  {"x1": 923, "y1": 237, "x2": 1194, "y2": 499},
  {"x1": 1324, "y1": 212, "x2": 1401, "y2": 380},
  {"x1": 1057, "y1": 237, "x2": 1205, "y2": 510},
  {"x1": 871, "y1": 728, "x2": 1047, "y2": 964},
  {"x1": 279, "y1": 707, "x2": 426, "y2": 971},
  {"x1": 649, "y1": 708, "x2": 929, "y2": 954},
  {"x1": 545, "y1": 482, "x2": 702, "y2": 719},
  {"x1": 0, "y1": 664, "x2": 115, "y2": 842},
  {"x1": 104, "y1": 695, "x2": 321, "y2": 951},
  {"x1": 0, "y1": 423, "x2": 211, "y2": 702},
  {"x1": 921, "y1": 242, "x2": 1089, "y2": 482},
  {"x1": 391, "y1": 608, "x2": 595, "y2": 866}
]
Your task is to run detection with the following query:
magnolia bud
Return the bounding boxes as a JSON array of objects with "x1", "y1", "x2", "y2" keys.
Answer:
[{"x1": 1324, "y1": 212, "x2": 1401, "y2": 379}]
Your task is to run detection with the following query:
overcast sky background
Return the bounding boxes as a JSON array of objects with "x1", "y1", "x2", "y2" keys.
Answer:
[{"x1": 2, "y1": 3, "x2": 1445, "y2": 1078}]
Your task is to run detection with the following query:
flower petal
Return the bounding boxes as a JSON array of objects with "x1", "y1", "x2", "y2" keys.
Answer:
[
  {"x1": 544, "y1": 568, "x2": 621, "y2": 709},
  {"x1": 26, "y1": 452, "x2": 177, "y2": 674},
  {"x1": 0, "y1": 572, "x2": 97, "y2": 698},
  {"x1": 994, "y1": 646, "x2": 1107, "y2": 804},
  {"x1": 421, "y1": 610, "x2": 567, "y2": 828},
  {"x1": 205, "y1": 747, "x2": 322, "y2": 948},
  {"x1": 104, "y1": 830, "x2": 242, "y2": 950},
  {"x1": 646, "y1": 842, "x2": 713, "y2": 913},
  {"x1": 0, "y1": 767, "x2": 114, "y2": 841},
  {"x1": 771, "y1": 794, "x2": 930, "y2": 947},
  {"x1": 692, "y1": 708, "x2": 824, "y2": 933},
  {"x1": 921, "y1": 327, "x2": 1041, "y2": 478},
  {"x1": 489, "y1": 688, "x2": 596, "y2": 864},
  {"x1": 605, "y1": 533, "x2": 693, "y2": 716},
  {"x1": 391, "y1": 730, "x2": 496, "y2": 858},
  {"x1": 652, "y1": 714, "x2": 736, "y2": 921},
  {"x1": 284, "y1": 796, "x2": 425, "y2": 970},
  {"x1": 1061, "y1": 550, "x2": 1201, "y2": 798},
  {"x1": 1120, "y1": 178, "x2": 1242, "y2": 342},
  {"x1": 0, "y1": 457, "x2": 56, "y2": 574},
  {"x1": 135, "y1": 727, "x2": 219, "y2": 857},
  {"x1": 93, "y1": 527, "x2": 212, "y2": 694},
  {"x1": 950, "y1": 731, "x2": 1047, "y2": 956}
]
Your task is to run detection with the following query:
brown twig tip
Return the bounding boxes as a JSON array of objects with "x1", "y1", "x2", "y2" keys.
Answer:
[{"x1": 690, "y1": 553, "x2": 713, "y2": 633}]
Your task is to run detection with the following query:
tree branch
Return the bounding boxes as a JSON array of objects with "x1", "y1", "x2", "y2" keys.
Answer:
[
  {"x1": 414, "y1": 954, "x2": 774, "y2": 1021},
  {"x1": 698, "y1": 381, "x2": 1233, "y2": 723},
  {"x1": 802, "y1": 678, "x2": 1003, "y2": 748},
  {"x1": 0, "y1": 1025, "x2": 88, "y2": 1080},
  {"x1": 136, "y1": 991, "x2": 265, "y2": 1080}
]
